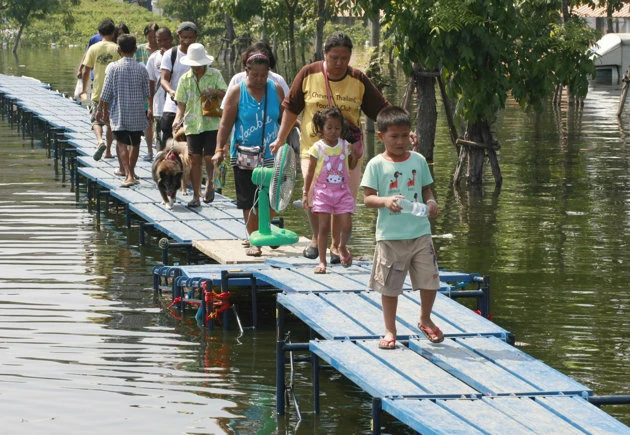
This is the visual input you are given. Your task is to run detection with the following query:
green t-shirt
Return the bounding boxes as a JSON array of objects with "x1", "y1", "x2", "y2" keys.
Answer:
[
  {"x1": 175, "y1": 68, "x2": 227, "y2": 135},
  {"x1": 360, "y1": 152, "x2": 434, "y2": 241}
]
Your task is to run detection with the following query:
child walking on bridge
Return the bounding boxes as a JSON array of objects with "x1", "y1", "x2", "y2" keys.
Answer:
[
  {"x1": 302, "y1": 107, "x2": 358, "y2": 274},
  {"x1": 361, "y1": 106, "x2": 443, "y2": 349}
]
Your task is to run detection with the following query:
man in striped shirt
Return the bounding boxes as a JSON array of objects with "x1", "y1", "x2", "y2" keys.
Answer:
[{"x1": 98, "y1": 34, "x2": 150, "y2": 188}]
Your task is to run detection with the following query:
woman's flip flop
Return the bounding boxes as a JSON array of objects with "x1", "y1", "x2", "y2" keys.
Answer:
[
  {"x1": 419, "y1": 324, "x2": 444, "y2": 343},
  {"x1": 378, "y1": 337, "x2": 396, "y2": 349}
]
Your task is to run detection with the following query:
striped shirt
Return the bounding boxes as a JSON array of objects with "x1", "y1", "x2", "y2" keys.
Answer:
[
  {"x1": 101, "y1": 57, "x2": 150, "y2": 132},
  {"x1": 134, "y1": 43, "x2": 151, "y2": 65}
]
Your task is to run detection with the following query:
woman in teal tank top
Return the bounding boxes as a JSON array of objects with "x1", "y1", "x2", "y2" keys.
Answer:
[{"x1": 215, "y1": 53, "x2": 285, "y2": 256}]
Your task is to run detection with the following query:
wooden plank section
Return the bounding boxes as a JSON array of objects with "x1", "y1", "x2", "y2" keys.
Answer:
[
  {"x1": 310, "y1": 339, "x2": 479, "y2": 398},
  {"x1": 151, "y1": 221, "x2": 209, "y2": 243},
  {"x1": 381, "y1": 398, "x2": 485, "y2": 435},
  {"x1": 276, "y1": 291, "x2": 509, "y2": 340},
  {"x1": 408, "y1": 337, "x2": 591, "y2": 396},
  {"x1": 479, "y1": 396, "x2": 593, "y2": 434},
  {"x1": 279, "y1": 293, "x2": 377, "y2": 339},
  {"x1": 259, "y1": 259, "x2": 479, "y2": 293},
  {"x1": 363, "y1": 291, "x2": 507, "y2": 337},
  {"x1": 459, "y1": 336, "x2": 590, "y2": 395},
  {"x1": 193, "y1": 238, "x2": 312, "y2": 264},
  {"x1": 254, "y1": 265, "x2": 372, "y2": 292},
  {"x1": 535, "y1": 395, "x2": 630, "y2": 434},
  {"x1": 110, "y1": 187, "x2": 166, "y2": 205}
]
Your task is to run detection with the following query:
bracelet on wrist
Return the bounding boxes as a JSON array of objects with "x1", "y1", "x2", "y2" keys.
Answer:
[{"x1": 426, "y1": 199, "x2": 437, "y2": 206}]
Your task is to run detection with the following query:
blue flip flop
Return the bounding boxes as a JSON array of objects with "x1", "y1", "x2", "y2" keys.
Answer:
[
  {"x1": 203, "y1": 188, "x2": 215, "y2": 203},
  {"x1": 303, "y1": 246, "x2": 318, "y2": 259}
]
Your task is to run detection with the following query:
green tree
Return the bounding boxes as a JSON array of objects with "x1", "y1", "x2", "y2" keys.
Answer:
[
  {"x1": 2, "y1": 0, "x2": 78, "y2": 53},
  {"x1": 362, "y1": 0, "x2": 598, "y2": 187}
]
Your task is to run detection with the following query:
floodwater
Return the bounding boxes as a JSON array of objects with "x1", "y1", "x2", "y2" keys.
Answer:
[{"x1": 1, "y1": 46, "x2": 629, "y2": 433}]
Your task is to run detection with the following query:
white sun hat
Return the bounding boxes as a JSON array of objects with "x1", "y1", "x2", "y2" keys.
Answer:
[{"x1": 180, "y1": 43, "x2": 214, "y2": 66}]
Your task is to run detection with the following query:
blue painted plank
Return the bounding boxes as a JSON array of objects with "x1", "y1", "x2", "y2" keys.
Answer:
[
  {"x1": 363, "y1": 291, "x2": 510, "y2": 339},
  {"x1": 77, "y1": 168, "x2": 122, "y2": 190},
  {"x1": 460, "y1": 336, "x2": 591, "y2": 396},
  {"x1": 311, "y1": 340, "x2": 478, "y2": 398},
  {"x1": 130, "y1": 203, "x2": 206, "y2": 222},
  {"x1": 440, "y1": 398, "x2": 538, "y2": 434},
  {"x1": 110, "y1": 188, "x2": 165, "y2": 205},
  {"x1": 480, "y1": 396, "x2": 586, "y2": 434},
  {"x1": 408, "y1": 337, "x2": 590, "y2": 396},
  {"x1": 186, "y1": 219, "x2": 244, "y2": 240},
  {"x1": 438, "y1": 270, "x2": 482, "y2": 284},
  {"x1": 150, "y1": 221, "x2": 207, "y2": 243},
  {"x1": 176, "y1": 263, "x2": 271, "y2": 280},
  {"x1": 253, "y1": 268, "x2": 332, "y2": 292},
  {"x1": 196, "y1": 218, "x2": 248, "y2": 239},
  {"x1": 536, "y1": 395, "x2": 630, "y2": 434},
  {"x1": 277, "y1": 291, "x2": 508, "y2": 340},
  {"x1": 381, "y1": 398, "x2": 485, "y2": 435},
  {"x1": 320, "y1": 292, "x2": 418, "y2": 337},
  {"x1": 277, "y1": 293, "x2": 377, "y2": 340},
  {"x1": 409, "y1": 338, "x2": 541, "y2": 395}
]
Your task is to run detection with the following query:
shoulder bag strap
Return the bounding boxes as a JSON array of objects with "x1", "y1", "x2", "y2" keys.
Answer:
[
  {"x1": 322, "y1": 60, "x2": 334, "y2": 108},
  {"x1": 258, "y1": 82, "x2": 268, "y2": 164}
]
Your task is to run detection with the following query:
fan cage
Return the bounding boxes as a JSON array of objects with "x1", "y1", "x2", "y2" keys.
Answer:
[{"x1": 270, "y1": 145, "x2": 296, "y2": 212}]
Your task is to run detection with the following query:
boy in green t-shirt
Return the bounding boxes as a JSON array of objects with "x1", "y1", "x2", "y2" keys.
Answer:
[{"x1": 360, "y1": 106, "x2": 443, "y2": 349}]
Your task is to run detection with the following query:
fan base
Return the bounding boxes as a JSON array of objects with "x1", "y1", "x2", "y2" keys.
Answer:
[{"x1": 249, "y1": 227, "x2": 299, "y2": 247}]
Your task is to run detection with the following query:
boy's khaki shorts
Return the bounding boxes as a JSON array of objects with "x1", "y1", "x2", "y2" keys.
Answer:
[{"x1": 369, "y1": 235, "x2": 440, "y2": 297}]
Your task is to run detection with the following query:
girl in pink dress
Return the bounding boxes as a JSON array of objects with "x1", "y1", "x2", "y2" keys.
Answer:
[{"x1": 302, "y1": 107, "x2": 359, "y2": 273}]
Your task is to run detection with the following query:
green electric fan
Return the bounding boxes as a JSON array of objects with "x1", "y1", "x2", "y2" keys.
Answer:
[{"x1": 249, "y1": 144, "x2": 299, "y2": 247}]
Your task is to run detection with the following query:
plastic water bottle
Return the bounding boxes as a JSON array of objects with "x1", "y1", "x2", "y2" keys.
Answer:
[{"x1": 396, "y1": 198, "x2": 428, "y2": 217}]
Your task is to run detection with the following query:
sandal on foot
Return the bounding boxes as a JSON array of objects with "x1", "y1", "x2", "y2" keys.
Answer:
[
  {"x1": 93, "y1": 142, "x2": 106, "y2": 161},
  {"x1": 330, "y1": 252, "x2": 341, "y2": 264},
  {"x1": 340, "y1": 250, "x2": 352, "y2": 268},
  {"x1": 203, "y1": 188, "x2": 215, "y2": 203},
  {"x1": 187, "y1": 199, "x2": 201, "y2": 208},
  {"x1": 303, "y1": 245, "x2": 318, "y2": 259},
  {"x1": 246, "y1": 246, "x2": 262, "y2": 257},
  {"x1": 242, "y1": 239, "x2": 251, "y2": 247},
  {"x1": 419, "y1": 324, "x2": 444, "y2": 343},
  {"x1": 314, "y1": 265, "x2": 327, "y2": 274},
  {"x1": 113, "y1": 169, "x2": 125, "y2": 177},
  {"x1": 378, "y1": 337, "x2": 396, "y2": 350},
  {"x1": 120, "y1": 180, "x2": 135, "y2": 188}
]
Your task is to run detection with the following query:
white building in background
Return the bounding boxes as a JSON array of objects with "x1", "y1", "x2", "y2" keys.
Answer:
[
  {"x1": 576, "y1": 5, "x2": 630, "y2": 85},
  {"x1": 574, "y1": 4, "x2": 630, "y2": 34}
]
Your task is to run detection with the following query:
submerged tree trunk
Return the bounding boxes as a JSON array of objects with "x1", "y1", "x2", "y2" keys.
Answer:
[
  {"x1": 455, "y1": 121, "x2": 502, "y2": 187},
  {"x1": 13, "y1": 22, "x2": 25, "y2": 55}
]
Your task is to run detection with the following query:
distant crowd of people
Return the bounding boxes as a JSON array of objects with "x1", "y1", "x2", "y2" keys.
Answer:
[{"x1": 78, "y1": 18, "x2": 445, "y2": 347}]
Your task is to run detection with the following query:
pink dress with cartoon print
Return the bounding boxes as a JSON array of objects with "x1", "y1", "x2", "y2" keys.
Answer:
[{"x1": 311, "y1": 140, "x2": 356, "y2": 215}]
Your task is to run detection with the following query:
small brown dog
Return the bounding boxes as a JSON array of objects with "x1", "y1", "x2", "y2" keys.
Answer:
[{"x1": 152, "y1": 139, "x2": 191, "y2": 209}]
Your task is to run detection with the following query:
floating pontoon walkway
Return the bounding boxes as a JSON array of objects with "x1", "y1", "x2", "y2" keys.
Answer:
[
  {"x1": 0, "y1": 73, "x2": 306, "y2": 262},
  {"x1": 153, "y1": 258, "x2": 630, "y2": 434},
  {"x1": 3, "y1": 73, "x2": 629, "y2": 434}
]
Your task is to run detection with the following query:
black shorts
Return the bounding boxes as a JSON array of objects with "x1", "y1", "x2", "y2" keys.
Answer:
[
  {"x1": 113, "y1": 130, "x2": 142, "y2": 147},
  {"x1": 233, "y1": 166, "x2": 259, "y2": 210},
  {"x1": 161, "y1": 111, "x2": 176, "y2": 140},
  {"x1": 187, "y1": 130, "x2": 217, "y2": 156}
]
